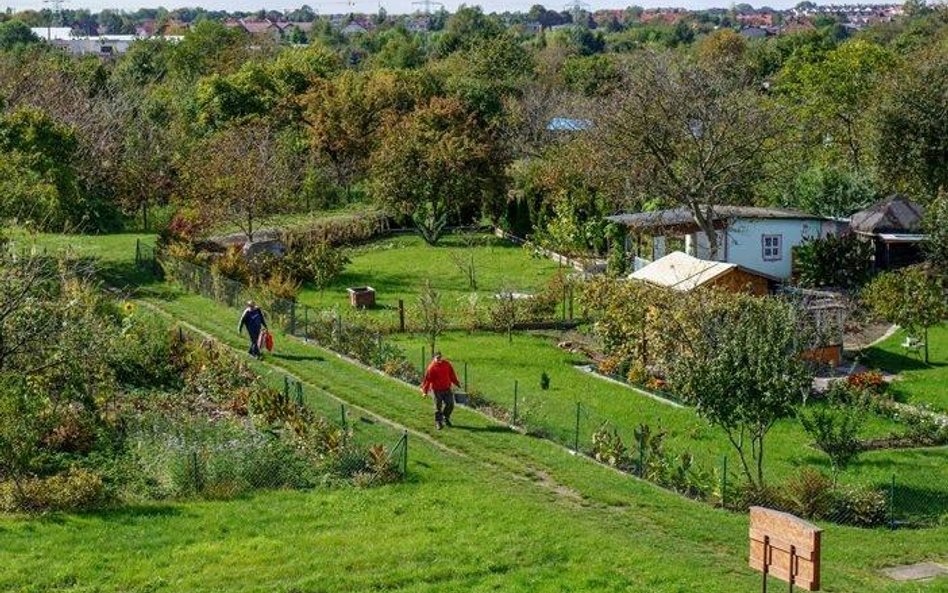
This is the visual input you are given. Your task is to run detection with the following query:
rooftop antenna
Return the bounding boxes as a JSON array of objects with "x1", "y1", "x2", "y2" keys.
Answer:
[{"x1": 43, "y1": 0, "x2": 68, "y2": 30}]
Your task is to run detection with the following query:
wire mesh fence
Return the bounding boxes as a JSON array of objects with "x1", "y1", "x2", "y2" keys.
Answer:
[{"x1": 148, "y1": 243, "x2": 945, "y2": 529}]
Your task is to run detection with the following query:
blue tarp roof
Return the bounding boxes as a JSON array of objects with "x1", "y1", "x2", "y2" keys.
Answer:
[{"x1": 547, "y1": 117, "x2": 592, "y2": 131}]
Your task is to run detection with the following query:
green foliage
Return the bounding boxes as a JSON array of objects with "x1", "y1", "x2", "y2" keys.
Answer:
[
  {"x1": 665, "y1": 292, "x2": 814, "y2": 486},
  {"x1": 562, "y1": 54, "x2": 620, "y2": 96},
  {"x1": 787, "y1": 164, "x2": 876, "y2": 218},
  {"x1": 794, "y1": 233, "x2": 874, "y2": 290},
  {"x1": 540, "y1": 371, "x2": 550, "y2": 391},
  {"x1": 800, "y1": 404, "x2": 865, "y2": 477},
  {"x1": 863, "y1": 266, "x2": 947, "y2": 362},
  {"x1": 0, "y1": 20, "x2": 40, "y2": 51},
  {"x1": 0, "y1": 467, "x2": 105, "y2": 513},
  {"x1": 922, "y1": 190, "x2": 948, "y2": 276}
]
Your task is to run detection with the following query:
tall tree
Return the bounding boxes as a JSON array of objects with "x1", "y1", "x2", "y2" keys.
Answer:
[
  {"x1": 184, "y1": 122, "x2": 297, "y2": 242},
  {"x1": 370, "y1": 97, "x2": 504, "y2": 245},
  {"x1": 591, "y1": 52, "x2": 785, "y2": 258}
]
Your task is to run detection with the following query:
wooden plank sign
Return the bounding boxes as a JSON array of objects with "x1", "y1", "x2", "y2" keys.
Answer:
[{"x1": 749, "y1": 506, "x2": 822, "y2": 591}]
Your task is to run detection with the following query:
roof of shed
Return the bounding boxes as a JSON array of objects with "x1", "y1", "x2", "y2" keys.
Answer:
[
  {"x1": 606, "y1": 205, "x2": 824, "y2": 231},
  {"x1": 850, "y1": 195, "x2": 925, "y2": 235},
  {"x1": 629, "y1": 251, "x2": 738, "y2": 291}
]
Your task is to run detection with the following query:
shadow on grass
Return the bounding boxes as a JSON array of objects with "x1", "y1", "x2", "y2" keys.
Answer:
[
  {"x1": 272, "y1": 353, "x2": 325, "y2": 362},
  {"x1": 861, "y1": 346, "x2": 942, "y2": 374},
  {"x1": 453, "y1": 424, "x2": 513, "y2": 434}
]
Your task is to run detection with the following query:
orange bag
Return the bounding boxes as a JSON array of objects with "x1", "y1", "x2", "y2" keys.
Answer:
[{"x1": 264, "y1": 330, "x2": 274, "y2": 352}]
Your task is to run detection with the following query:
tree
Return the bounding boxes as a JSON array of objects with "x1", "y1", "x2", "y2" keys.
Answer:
[
  {"x1": 490, "y1": 285, "x2": 518, "y2": 343},
  {"x1": 800, "y1": 404, "x2": 864, "y2": 484},
  {"x1": 370, "y1": 97, "x2": 503, "y2": 245},
  {"x1": 786, "y1": 164, "x2": 876, "y2": 218},
  {"x1": 663, "y1": 292, "x2": 814, "y2": 486},
  {"x1": 184, "y1": 122, "x2": 297, "y2": 243},
  {"x1": 922, "y1": 190, "x2": 948, "y2": 277},
  {"x1": 872, "y1": 46, "x2": 948, "y2": 198},
  {"x1": 0, "y1": 20, "x2": 40, "y2": 51},
  {"x1": 592, "y1": 52, "x2": 785, "y2": 259},
  {"x1": 863, "y1": 266, "x2": 947, "y2": 364},
  {"x1": 416, "y1": 279, "x2": 447, "y2": 355},
  {"x1": 777, "y1": 39, "x2": 894, "y2": 171}
]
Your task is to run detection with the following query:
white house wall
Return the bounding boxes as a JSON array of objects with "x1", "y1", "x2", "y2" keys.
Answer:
[{"x1": 719, "y1": 218, "x2": 826, "y2": 279}]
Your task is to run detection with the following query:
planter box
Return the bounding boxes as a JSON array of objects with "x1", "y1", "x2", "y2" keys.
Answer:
[{"x1": 347, "y1": 286, "x2": 376, "y2": 309}]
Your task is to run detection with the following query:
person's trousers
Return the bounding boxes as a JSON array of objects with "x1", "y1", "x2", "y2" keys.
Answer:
[
  {"x1": 248, "y1": 329, "x2": 261, "y2": 357},
  {"x1": 433, "y1": 390, "x2": 454, "y2": 425}
]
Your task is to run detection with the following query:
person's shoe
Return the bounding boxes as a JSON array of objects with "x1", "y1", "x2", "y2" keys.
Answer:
[
  {"x1": 444, "y1": 418, "x2": 453, "y2": 427},
  {"x1": 436, "y1": 422, "x2": 444, "y2": 430}
]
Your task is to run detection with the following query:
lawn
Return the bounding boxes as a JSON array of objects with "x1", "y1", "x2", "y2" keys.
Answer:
[
  {"x1": 295, "y1": 233, "x2": 564, "y2": 326},
  {"x1": 863, "y1": 324, "x2": 948, "y2": 412},
  {"x1": 389, "y1": 331, "x2": 948, "y2": 505},
  {"x1": 2, "y1": 231, "x2": 946, "y2": 592}
]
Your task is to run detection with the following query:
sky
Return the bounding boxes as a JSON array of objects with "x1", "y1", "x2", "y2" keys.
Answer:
[{"x1": 4, "y1": 0, "x2": 902, "y2": 17}]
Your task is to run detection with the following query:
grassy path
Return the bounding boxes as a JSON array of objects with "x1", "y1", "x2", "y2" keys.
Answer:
[{"x1": 115, "y1": 291, "x2": 947, "y2": 592}]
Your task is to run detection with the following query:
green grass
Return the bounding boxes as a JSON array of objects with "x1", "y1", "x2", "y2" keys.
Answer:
[
  {"x1": 205, "y1": 202, "x2": 377, "y2": 237},
  {"x1": 388, "y1": 331, "x2": 948, "y2": 501},
  {"x1": 863, "y1": 324, "x2": 948, "y2": 412},
  {"x1": 296, "y1": 233, "x2": 562, "y2": 326},
  {"x1": 2, "y1": 231, "x2": 946, "y2": 592}
]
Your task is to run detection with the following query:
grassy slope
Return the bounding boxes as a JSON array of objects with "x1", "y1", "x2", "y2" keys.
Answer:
[
  {"x1": 389, "y1": 332, "x2": 947, "y2": 485},
  {"x1": 863, "y1": 324, "x2": 948, "y2": 412},
  {"x1": 1, "y1": 232, "x2": 945, "y2": 592},
  {"x1": 296, "y1": 233, "x2": 562, "y2": 324},
  {"x1": 10, "y1": 290, "x2": 939, "y2": 592}
]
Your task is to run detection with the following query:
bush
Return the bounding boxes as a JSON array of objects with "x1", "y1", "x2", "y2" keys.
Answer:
[
  {"x1": 785, "y1": 467, "x2": 835, "y2": 519},
  {"x1": 794, "y1": 233, "x2": 874, "y2": 291},
  {"x1": 830, "y1": 485, "x2": 888, "y2": 527},
  {"x1": 846, "y1": 370, "x2": 887, "y2": 395},
  {"x1": 0, "y1": 468, "x2": 106, "y2": 513}
]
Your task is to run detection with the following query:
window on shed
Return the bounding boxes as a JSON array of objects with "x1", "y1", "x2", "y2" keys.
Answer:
[{"x1": 762, "y1": 234, "x2": 782, "y2": 261}]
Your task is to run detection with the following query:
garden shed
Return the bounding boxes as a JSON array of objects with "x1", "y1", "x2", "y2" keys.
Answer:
[
  {"x1": 849, "y1": 196, "x2": 926, "y2": 270},
  {"x1": 629, "y1": 251, "x2": 773, "y2": 295}
]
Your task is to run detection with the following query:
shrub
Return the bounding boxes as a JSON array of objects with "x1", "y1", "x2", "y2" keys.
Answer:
[
  {"x1": 830, "y1": 485, "x2": 888, "y2": 527},
  {"x1": 794, "y1": 233, "x2": 874, "y2": 291},
  {"x1": 846, "y1": 370, "x2": 887, "y2": 395},
  {"x1": 800, "y1": 405, "x2": 865, "y2": 478},
  {"x1": 592, "y1": 424, "x2": 631, "y2": 470},
  {"x1": 540, "y1": 372, "x2": 550, "y2": 390},
  {"x1": 785, "y1": 467, "x2": 835, "y2": 519},
  {"x1": 0, "y1": 468, "x2": 106, "y2": 513}
]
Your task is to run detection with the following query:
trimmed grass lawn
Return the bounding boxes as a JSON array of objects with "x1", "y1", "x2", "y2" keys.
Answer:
[
  {"x1": 296, "y1": 233, "x2": 563, "y2": 326},
  {"x1": 2, "y1": 232, "x2": 946, "y2": 592},
  {"x1": 389, "y1": 331, "x2": 948, "y2": 505},
  {"x1": 863, "y1": 324, "x2": 948, "y2": 412},
  {"x1": 1, "y1": 288, "x2": 944, "y2": 592}
]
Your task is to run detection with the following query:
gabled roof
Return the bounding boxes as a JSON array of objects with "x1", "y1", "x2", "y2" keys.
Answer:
[
  {"x1": 850, "y1": 195, "x2": 925, "y2": 235},
  {"x1": 606, "y1": 205, "x2": 824, "y2": 231},
  {"x1": 629, "y1": 251, "x2": 738, "y2": 291}
]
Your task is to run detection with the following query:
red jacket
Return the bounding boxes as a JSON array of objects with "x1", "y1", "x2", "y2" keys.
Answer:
[{"x1": 421, "y1": 359, "x2": 460, "y2": 393}]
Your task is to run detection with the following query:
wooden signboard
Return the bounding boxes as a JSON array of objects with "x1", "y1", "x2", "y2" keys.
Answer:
[{"x1": 749, "y1": 507, "x2": 822, "y2": 592}]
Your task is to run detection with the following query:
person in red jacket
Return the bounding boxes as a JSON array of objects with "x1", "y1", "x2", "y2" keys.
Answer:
[{"x1": 420, "y1": 352, "x2": 461, "y2": 430}]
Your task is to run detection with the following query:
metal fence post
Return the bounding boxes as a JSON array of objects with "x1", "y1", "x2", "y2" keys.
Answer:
[
  {"x1": 289, "y1": 300, "x2": 297, "y2": 335},
  {"x1": 283, "y1": 376, "x2": 290, "y2": 401},
  {"x1": 889, "y1": 474, "x2": 896, "y2": 530},
  {"x1": 513, "y1": 380, "x2": 519, "y2": 425},
  {"x1": 135, "y1": 239, "x2": 141, "y2": 267},
  {"x1": 402, "y1": 431, "x2": 408, "y2": 475},
  {"x1": 574, "y1": 402, "x2": 581, "y2": 451},
  {"x1": 295, "y1": 381, "x2": 303, "y2": 406},
  {"x1": 721, "y1": 455, "x2": 728, "y2": 508},
  {"x1": 303, "y1": 305, "x2": 309, "y2": 337},
  {"x1": 341, "y1": 404, "x2": 347, "y2": 430},
  {"x1": 463, "y1": 362, "x2": 468, "y2": 392},
  {"x1": 421, "y1": 346, "x2": 426, "y2": 374},
  {"x1": 398, "y1": 299, "x2": 405, "y2": 332},
  {"x1": 637, "y1": 429, "x2": 645, "y2": 477}
]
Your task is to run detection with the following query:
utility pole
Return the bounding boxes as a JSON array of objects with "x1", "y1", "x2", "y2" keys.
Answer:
[
  {"x1": 43, "y1": 0, "x2": 68, "y2": 38},
  {"x1": 564, "y1": 0, "x2": 589, "y2": 26}
]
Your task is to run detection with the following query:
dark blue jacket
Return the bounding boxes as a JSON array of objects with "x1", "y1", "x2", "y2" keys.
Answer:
[{"x1": 238, "y1": 307, "x2": 267, "y2": 337}]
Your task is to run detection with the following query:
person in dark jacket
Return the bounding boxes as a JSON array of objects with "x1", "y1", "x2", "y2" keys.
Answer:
[
  {"x1": 238, "y1": 300, "x2": 268, "y2": 359},
  {"x1": 420, "y1": 352, "x2": 461, "y2": 430}
]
